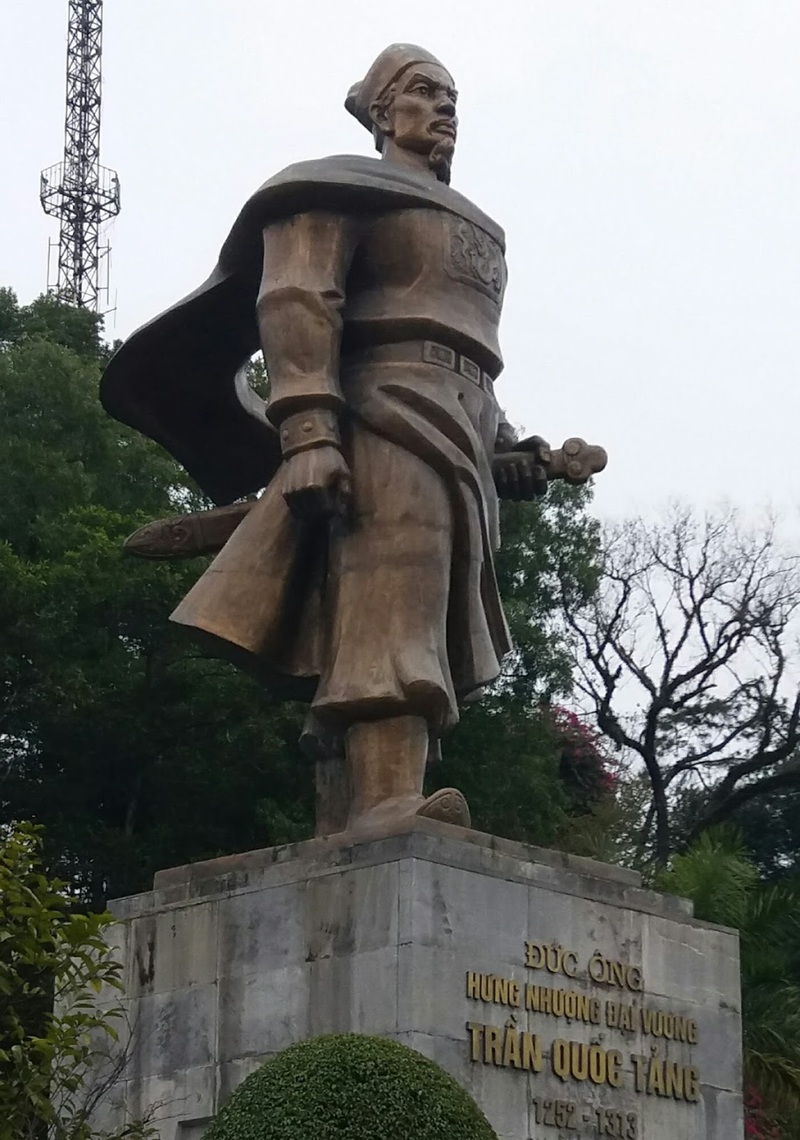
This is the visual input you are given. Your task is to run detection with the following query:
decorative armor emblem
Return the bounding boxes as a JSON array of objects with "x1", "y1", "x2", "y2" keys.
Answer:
[{"x1": 444, "y1": 217, "x2": 506, "y2": 303}]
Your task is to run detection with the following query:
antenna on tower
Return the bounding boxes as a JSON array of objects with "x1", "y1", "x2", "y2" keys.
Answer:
[{"x1": 40, "y1": 0, "x2": 120, "y2": 311}]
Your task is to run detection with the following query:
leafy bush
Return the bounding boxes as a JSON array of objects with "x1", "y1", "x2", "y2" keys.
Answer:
[
  {"x1": 659, "y1": 830, "x2": 800, "y2": 1139},
  {"x1": 204, "y1": 1034, "x2": 498, "y2": 1140},
  {"x1": 0, "y1": 822, "x2": 152, "y2": 1140}
]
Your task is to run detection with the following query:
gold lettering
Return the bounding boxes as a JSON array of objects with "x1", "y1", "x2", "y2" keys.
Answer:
[
  {"x1": 495, "y1": 977, "x2": 509, "y2": 1005},
  {"x1": 546, "y1": 944, "x2": 565, "y2": 974},
  {"x1": 588, "y1": 1045, "x2": 607, "y2": 1085},
  {"x1": 503, "y1": 1025, "x2": 521, "y2": 1068},
  {"x1": 647, "y1": 1053, "x2": 665, "y2": 1097},
  {"x1": 480, "y1": 974, "x2": 494, "y2": 1002},
  {"x1": 575, "y1": 993, "x2": 591, "y2": 1022},
  {"x1": 589, "y1": 952, "x2": 608, "y2": 984},
  {"x1": 466, "y1": 971, "x2": 480, "y2": 1000},
  {"x1": 522, "y1": 1032, "x2": 543, "y2": 1072},
  {"x1": 685, "y1": 1066, "x2": 701, "y2": 1103},
  {"x1": 552, "y1": 1038, "x2": 570, "y2": 1081},
  {"x1": 607, "y1": 1049, "x2": 623, "y2": 1088},
  {"x1": 606, "y1": 1001, "x2": 619, "y2": 1028},
  {"x1": 640, "y1": 1006, "x2": 698, "y2": 1043},
  {"x1": 590, "y1": 998, "x2": 602, "y2": 1025},
  {"x1": 466, "y1": 1022, "x2": 483, "y2": 1062},
  {"x1": 588, "y1": 955, "x2": 643, "y2": 991},
  {"x1": 611, "y1": 961, "x2": 627, "y2": 988},
  {"x1": 509, "y1": 980, "x2": 520, "y2": 1007},
  {"x1": 627, "y1": 964, "x2": 644, "y2": 992},
  {"x1": 631, "y1": 1053, "x2": 647, "y2": 1093},
  {"x1": 525, "y1": 940, "x2": 545, "y2": 969},
  {"x1": 525, "y1": 984, "x2": 539, "y2": 1012},
  {"x1": 562, "y1": 950, "x2": 579, "y2": 977},
  {"x1": 484, "y1": 1025, "x2": 502, "y2": 1065},
  {"x1": 570, "y1": 1041, "x2": 589, "y2": 1081},
  {"x1": 665, "y1": 1061, "x2": 684, "y2": 1100}
]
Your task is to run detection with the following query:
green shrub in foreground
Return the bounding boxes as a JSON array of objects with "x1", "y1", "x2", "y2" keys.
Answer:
[{"x1": 204, "y1": 1033, "x2": 498, "y2": 1140}]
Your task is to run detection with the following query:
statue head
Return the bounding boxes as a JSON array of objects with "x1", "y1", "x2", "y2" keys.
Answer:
[{"x1": 345, "y1": 44, "x2": 458, "y2": 183}]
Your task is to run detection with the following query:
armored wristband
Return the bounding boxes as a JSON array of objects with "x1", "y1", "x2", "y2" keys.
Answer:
[{"x1": 279, "y1": 409, "x2": 341, "y2": 458}]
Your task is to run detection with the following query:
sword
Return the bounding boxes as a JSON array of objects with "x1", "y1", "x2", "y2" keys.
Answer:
[{"x1": 123, "y1": 436, "x2": 607, "y2": 560}]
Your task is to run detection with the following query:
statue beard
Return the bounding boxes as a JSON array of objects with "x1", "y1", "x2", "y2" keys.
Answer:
[{"x1": 428, "y1": 137, "x2": 455, "y2": 185}]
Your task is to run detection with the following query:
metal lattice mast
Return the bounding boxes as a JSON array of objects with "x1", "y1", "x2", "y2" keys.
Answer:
[{"x1": 40, "y1": 0, "x2": 120, "y2": 310}]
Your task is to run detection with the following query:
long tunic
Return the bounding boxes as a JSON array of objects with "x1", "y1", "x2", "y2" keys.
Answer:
[{"x1": 170, "y1": 194, "x2": 513, "y2": 733}]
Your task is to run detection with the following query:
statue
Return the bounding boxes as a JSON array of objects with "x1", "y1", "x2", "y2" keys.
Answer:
[{"x1": 100, "y1": 44, "x2": 606, "y2": 836}]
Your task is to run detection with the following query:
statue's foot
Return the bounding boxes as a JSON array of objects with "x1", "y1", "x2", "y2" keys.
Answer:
[
  {"x1": 345, "y1": 788, "x2": 471, "y2": 834},
  {"x1": 417, "y1": 787, "x2": 471, "y2": 828},
  {"x1": 346, "y1": 793, "x2": 426, "y2": 834}
]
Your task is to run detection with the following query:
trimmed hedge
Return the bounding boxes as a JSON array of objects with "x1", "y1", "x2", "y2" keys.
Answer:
[{"x1": 204, "y1": 1033, "x2": 498, "y2": 1140}]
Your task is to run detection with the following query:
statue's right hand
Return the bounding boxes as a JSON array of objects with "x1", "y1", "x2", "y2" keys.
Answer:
[{"x1": 281, "y1": 445, "x2": 352, "y2": 521}]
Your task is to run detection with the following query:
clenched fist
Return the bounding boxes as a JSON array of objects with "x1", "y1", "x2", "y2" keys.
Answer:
[
  {"x1": 282, "y1": 445, "x2": 352, "y2": 521},
  {"x1": 493, "y1": 435, "x2": 551, "y2": 500}
]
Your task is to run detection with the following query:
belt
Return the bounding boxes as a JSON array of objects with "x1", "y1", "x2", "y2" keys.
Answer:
[{"x1": 344, "y1": 340, "x2": 495, "y2": 395}]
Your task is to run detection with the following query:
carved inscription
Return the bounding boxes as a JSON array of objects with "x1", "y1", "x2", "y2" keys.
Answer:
[
  {"x1": 444, "y1": 216, "x2": 505, "y2": 302},
  {"x1": 465, "y1": 940, "x2": 703, "y2": 1133}
]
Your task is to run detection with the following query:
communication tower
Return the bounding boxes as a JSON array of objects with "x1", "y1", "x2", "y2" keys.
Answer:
[{"x1": 40, "y1": 0, "x2": 120, "y2": 310}]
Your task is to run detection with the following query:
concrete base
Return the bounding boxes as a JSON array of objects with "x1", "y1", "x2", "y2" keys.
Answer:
[{"x1": 96, "y1": 818, "x2": 742, "y2": 1140}]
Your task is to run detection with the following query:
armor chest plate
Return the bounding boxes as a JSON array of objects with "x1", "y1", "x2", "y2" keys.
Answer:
[
  {"x1": 345, "y1": 208, "x2": 507, "y2": 373},
  {"x1": 443, "y1": 215, "x2": 506, "y2": 303}
]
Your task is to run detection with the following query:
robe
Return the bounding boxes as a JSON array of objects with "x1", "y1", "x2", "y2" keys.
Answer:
[{"x1": 100, "y1": 155, "x2": 513, "y2": 734}]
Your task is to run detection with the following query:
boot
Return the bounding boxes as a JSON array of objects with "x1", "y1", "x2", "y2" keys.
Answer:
[{"x1": 345, "y1": 715, "x2": 470, "y2": 833}]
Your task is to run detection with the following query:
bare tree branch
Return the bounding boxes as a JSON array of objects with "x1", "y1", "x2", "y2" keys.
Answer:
[{"x1": 559, "y1": 505, "x2": 800, "y2": 864}]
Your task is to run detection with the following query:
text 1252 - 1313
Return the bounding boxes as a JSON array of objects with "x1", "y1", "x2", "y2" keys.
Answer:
[{"x1": 531, "y1": 1098, "x2": 638, "y2": 1137}]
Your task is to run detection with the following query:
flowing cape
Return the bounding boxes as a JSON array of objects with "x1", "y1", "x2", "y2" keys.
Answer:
[{"x1": 100, "y1": 154, "x2": 505, "y2": 504}]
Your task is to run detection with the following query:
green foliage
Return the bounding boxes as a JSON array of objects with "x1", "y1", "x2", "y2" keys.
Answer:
[
  {"x1": 204, "y1": 1034, "x2": 498, "y2": 1140},
  {"x1": 709, "y1": 789, "x2": 800, "y2": 883},
  {"x1": 431, "y1": 696, "x2": 570, "y2": 843},
  {"x1": 0, "y1": 286, "x2": 107, "y2": 362},
  {"x1": 495, "y1": 487, "x2": 600, "y2": 703},
  {"x1": 659, "y1": 829, "x2": 760, "y2": 929},
  {"x1": 659, "y1": 832, "x2": 800, "y2": 1137},
  {"x1": 0, "y1": 291, "x2": 311, "y2": 905},
  {"x1": 554, "y1": 770, "x2": 652, "y2": 871},
  {"x1": 0, "y1": 823, "x2": 153, "y2": 1140},
  {"x1": 741, "y1": 796, "x2": 800, "y2": 882},
  {"x1": 0, "y1": 304, "x2": 185, "y2": 560},
  {"x1": 0, "y1": 289, "x2": 604, "y2": 903},
  {"x1": 430, "y1": 487, "x2": 603, "y2": 844}
]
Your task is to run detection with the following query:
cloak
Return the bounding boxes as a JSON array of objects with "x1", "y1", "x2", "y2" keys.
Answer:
[{"x1": 100, "y1": 154, "x2": 505, "y2": 504}]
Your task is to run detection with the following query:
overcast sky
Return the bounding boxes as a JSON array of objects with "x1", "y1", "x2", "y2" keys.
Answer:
[{"x1": 3, "y1": 1, "x2": 800, "y2": 521}]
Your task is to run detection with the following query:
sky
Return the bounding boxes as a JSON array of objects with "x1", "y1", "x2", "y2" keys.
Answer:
[{"x1": 3, "y1": 0, "x2": 800, "y2": 522}]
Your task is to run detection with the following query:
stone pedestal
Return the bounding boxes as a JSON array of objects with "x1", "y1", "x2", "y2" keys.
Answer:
[{"x1": 98, "y1": 819, "x2": 742, "y2": 1139}]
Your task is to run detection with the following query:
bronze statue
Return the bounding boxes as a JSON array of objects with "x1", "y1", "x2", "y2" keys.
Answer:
[{"x1": 101, "y1": 44, "x2": 606, "y2": 836}]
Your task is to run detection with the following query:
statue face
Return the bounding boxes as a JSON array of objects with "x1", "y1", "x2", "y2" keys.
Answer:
[{"x1": 376, "y1": 63, "x2": 458, "y2": 156}]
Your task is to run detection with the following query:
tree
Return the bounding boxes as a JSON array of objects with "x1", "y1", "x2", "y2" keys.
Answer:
[
  {"x1": 0, "y1": 290, "x2": 312, "y2": 905},
  {"x1": 0, "y1": 289, "x2": 605, "y2": 904},
  {"x1": 659, "y1": 831, "x2": 800, "y2": 1140},
  {"x1": 0, "y1": 823, "x2": 153, "y2": 1140},
  {"x1": 560, "y1": 505, "x2": 800, "y2": 865},
  {"x1": 725, "y1": 790, "x2": 800, "y2": 881},
  {"x1": 431, "y1": 486, "x2": 604, "y2": 844}
]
